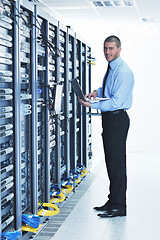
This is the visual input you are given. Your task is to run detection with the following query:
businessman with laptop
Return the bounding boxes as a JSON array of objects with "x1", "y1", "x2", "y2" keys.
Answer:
[{"x1": 78, "y1": 36, "x2": 134, "y2": 218}]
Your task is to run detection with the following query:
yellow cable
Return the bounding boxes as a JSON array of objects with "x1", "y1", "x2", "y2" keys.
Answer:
[
  {"x1": 50, "y1": 192, "x2": 66, "y2": 203},
  {"x1": 87, "y1": 59, "x2": 96, "y2": 65},
  {"x1": 75, "y1": 178, "x2": 81, "y2": 184},
  {"x1": 22, "y1": 224, "x2": 43, "y2": 233},
  {"x1": 61, "y1": 184, "x2": 73, "y2": 194},
  {"x1": 38, "y1": 203, "x2": 60, "y2": 216},
  {"x1": 80, "y1": 169, "x2": 88, "y2": 178}
]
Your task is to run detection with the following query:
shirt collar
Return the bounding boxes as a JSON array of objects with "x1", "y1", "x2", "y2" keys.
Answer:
[{"x1": 109, "y1": 56, "x2": 122, "y2": 70}]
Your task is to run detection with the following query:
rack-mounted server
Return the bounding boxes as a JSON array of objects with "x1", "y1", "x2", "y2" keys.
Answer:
[{"x1": 0, "y1": 0, "x2": 92, "y2": 239}]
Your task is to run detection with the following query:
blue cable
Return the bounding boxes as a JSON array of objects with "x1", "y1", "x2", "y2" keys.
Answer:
[
  {"x1": 77, "y1": 164, "x2": 85, "y2": 170},
  {"x1": 1, "y1": 229, "x2": 21, "y2": 240},
  {"x1": 22, "y1": 214, "x2": 41, "y2": 228},
  {"x1": 70, "y1": 170, "x2": 80, "y2": 179},
  {"x1": 77, "y1": 163, "x2": 83, "y2": 168},
  {"x1": 50, "y1": 185, "x2": 61, "y2": 195},
  {"x1": 61, "y1": 176, "x2": 73, "y2": 186}
]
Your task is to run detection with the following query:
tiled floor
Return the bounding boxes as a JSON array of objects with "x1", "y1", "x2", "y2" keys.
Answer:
[
  {"x1": 50, "y1": 152, "x2": 160, "y2": 240},
  {"x1": 33, "y1": 118, "x2": 160, "y2": 240}
]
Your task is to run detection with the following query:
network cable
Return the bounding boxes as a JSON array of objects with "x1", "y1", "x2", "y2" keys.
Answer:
[
  {"x1": 22, "y1": 214, "x2": 41, "y2": 229},
  {"x1": 0, "y1": 0, "x2": 31, "y2": 31},
  {"x1": 0, "y1": 0, "x2": 61, "y2": 58}
]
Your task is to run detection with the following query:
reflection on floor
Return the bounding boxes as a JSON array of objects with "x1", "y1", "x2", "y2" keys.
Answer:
[{"x1": 51, "y1": 152, "x2": 160, "y2": 240}]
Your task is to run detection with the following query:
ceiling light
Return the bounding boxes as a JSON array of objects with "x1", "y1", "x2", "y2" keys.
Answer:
[
  {"x1": 114, "y1": 1, "x2": 125, "y2": 7},
  {"x1": 92, "y1": 1, "x2": 104, "y2": 7},
  {"x1": 103, "y1": 1, "x2": 114, "y2": 6},
  {"x1": 124, "y1": 1, "x2": 135, "y2": 6},
  {"x1": 91, "y1": 1, "x2": 136, "y2": 8}
]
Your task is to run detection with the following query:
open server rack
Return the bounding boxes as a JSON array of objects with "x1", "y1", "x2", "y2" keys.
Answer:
[{"x1": 0, "y1": 0, "x2": 92, "y2": 239}]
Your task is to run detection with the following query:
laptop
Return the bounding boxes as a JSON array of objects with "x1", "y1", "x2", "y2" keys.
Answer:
[
  {"x1": 71, "y1": 78, "x2": 86, "y2": 101},
  {"x1": 71, "y1": 78, "x2": 109, "y2": 102}
]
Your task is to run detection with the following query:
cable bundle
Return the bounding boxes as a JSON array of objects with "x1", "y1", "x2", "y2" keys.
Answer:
[
  {"x1": 0, "y1": 0, "x2": 61, "y2": 58},
  {"x1": 50, "y1": 185, "x2": 66, "y2": 203},
  {"x1": 61, "y1": 176, "x2": 73, "y2": 186},
  {"x1": 50, "y1": 185, "x2": 61, "y2": 196},
  {"x1": 87, "y1": 52, "x2": 96, "y2": 65},
  {"x1": 1, "y1": 229, "x2": 21, "y2": 240},
  {"x1": 69, "y1": 170, "x2": 81, "y2": 184},
  {"x1": 38, "y1": 203, "x2": 60, "y2": 216},
  {"x1": 61, "y1": 177, "x2": 74, "y2": 194},
  {"x1": 77, "y1": 164, "x2": 88, "y2": 178},
  {"x1": 22, "y1": 214, "x2": 41, "y2": 229}
]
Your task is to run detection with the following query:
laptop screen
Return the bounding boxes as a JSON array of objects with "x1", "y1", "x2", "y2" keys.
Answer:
[{"x1": 71, "y1": 78, "x2": 86, "y2": 102}]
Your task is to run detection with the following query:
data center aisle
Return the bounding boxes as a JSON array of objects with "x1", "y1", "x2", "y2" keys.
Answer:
[{"x1": 51, "y1": 152, "x2": 160, "y2": 240}]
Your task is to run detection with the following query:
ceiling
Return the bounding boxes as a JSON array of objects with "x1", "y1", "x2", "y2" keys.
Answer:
[{"x1": 39, "y1": 0, "x2": 160, "y2": 26}]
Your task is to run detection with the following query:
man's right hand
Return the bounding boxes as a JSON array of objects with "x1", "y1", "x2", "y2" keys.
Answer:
[{"x1": 85, "y1": 90, "x2": 98, "y2": 99}]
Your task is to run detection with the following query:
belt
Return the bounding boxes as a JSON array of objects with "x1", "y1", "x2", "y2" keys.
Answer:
[{"x1": 101, "y1": 109, "x2": 125, "y2": 116}]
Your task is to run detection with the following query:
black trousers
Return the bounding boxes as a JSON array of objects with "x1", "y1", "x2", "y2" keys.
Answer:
[{"x1": 102, "y1": 110, "x2": 130, "y2": 211}]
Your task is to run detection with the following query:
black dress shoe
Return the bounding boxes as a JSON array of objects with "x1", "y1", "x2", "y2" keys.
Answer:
[
  {"x1": 97, "y1": 208, "x2": 126, "y2": 218},
  {"x1": 93, "y1": 202, "x2": 110, "y2": 211}
]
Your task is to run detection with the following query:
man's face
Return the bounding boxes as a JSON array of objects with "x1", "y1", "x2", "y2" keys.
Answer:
[{"x1": 104, "y1": 41, "x2": 121, "y2": 62}]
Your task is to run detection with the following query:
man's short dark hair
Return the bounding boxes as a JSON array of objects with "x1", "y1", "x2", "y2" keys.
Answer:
[{"x1": 104, "y1": 35, "x2": 121, "y2": 48}]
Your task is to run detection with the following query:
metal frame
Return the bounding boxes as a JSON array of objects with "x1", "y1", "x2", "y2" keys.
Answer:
[
  {"x1": 14, "y1": 0, "x2": 22, "y2": 231},
  {"x1": 31, "y1": 5, "x2": 38, "y2": 215},
  {"x1": 55, "y1": 22, "x2": 61, "y2": 184},
  {"x1": 44, "y1": 19, "x2": 50, "y2": 204},
  {"x1": 65, "y1": 29, "x2": 70, "y2": 178}
]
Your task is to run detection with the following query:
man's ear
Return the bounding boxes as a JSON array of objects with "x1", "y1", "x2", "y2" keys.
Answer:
[{"x1": 118, "y1": 47, "x2": 122, "y2": 54}]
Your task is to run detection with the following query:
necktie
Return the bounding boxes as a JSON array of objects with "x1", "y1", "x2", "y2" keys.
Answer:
[{"x1": 102, "y1": 64, "x2": 110, "y2": 97}]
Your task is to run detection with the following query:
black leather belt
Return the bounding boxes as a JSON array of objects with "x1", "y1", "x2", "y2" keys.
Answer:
[{"x1": 101, "y1": 109, "x2": 125, "y2": 116}]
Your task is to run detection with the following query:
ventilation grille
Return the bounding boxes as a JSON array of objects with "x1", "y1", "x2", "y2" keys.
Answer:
[
  {"x1": 28, "y1": 0, "x2": 40, "y2": 2},
  {"x1": 91, "y1": 1, "x2": 136, "y2": 7}
]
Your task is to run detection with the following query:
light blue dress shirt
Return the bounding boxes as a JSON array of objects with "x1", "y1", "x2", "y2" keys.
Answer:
[{"x1": 91, "y1": 56, "x2": 134, "y2": 112}]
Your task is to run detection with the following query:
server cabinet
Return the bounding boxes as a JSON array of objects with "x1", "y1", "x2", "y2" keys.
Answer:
[
  {"x1": 0, "y1": 1, "x2": 92, "y2": 238},
  {"x1": 68, "y1": 29, "x2": 76, "y2": 171},
  {"x1": 75, "y1": 38, "x2": 83, "y2": 167},
  {"x1": 54, "y1": 23, "x2": 68, "y2": 183},
  {"x1": 48, "y1": 21, "x2": 57, "y2": 188},
  {"x1": 59, "y1": 24, "x2": 68, "y2": 179},
  {"x1": 82, "y1": 44, "x2": 92, "y2": 169},
  {"x1": 0, "y1": 0, "x2": 15, "y2": 235},
  {"x1": 19, "y1": 5, "x2": 32, "y2": 216},
  {"x1": 36, "y1": 14, "x2": 48, "y2": 206}
]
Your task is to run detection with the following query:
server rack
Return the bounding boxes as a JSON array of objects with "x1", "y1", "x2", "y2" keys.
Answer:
[
  {"x1": 82, "y1": 44, "x2": 92, "y2": 169},
  {"x1": 0, "y1": 0, "x2": 15, "y2": 235},
  {"x1": 0, "y1": 0, "x2": 92, "y2": 239},
  {"x1": 19, "y1": 4, "x2": 32, "y2": 216},
  {"x1": 36, "y1": 14, "x2": 46, "y2": 206},
  {"x1": 68, "y1": 29, "x2": 76, "y2": 171},
  {"x1": 86, "y1": 46, "x2": 92, "y2": 169},
  {"x1": 75, "y1": 38, "x2": 83, "y2": 167},
  {"x1": 48, "y1": 19, "x2": 58, "y2": 194},
  {"x1": 59, "y1": 23, "x2": 68, "y2": 179}
]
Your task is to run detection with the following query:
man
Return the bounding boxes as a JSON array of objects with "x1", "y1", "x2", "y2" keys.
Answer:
[{"x1": 79, "y1": 35, "x2": 134, "y2": 218}]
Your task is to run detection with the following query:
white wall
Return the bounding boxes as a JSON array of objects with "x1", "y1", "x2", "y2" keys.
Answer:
[
  {"x1": 72, "y1": 20, "x2": 160, "y2": 154},
  {"x1": 122, "y1": 28, "x2": 160, "y2": 154}
]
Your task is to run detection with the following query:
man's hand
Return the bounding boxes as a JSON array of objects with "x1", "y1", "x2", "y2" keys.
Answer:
[
  {"x1": 85, "y1": 90, "x2": 97, "y2": 99},
  {"x1": 78, "y1": 97, "x2": 91, "y2": 108}
]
